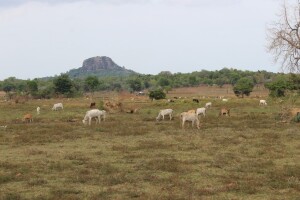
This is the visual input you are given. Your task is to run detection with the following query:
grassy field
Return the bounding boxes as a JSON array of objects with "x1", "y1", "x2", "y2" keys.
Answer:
[{"x1": 0, "y1": 88, "x2": 299, "y2": 200}]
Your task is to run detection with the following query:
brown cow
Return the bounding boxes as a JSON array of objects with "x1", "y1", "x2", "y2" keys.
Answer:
[
  {"x1": 219, "y1": 108, "x2": 230, "y2": 117},
  {"x1": 23, "y1": 114, "x2": 33, "y2": 123},
  {"x1": 187, "y1": 109, "x2": 196, "y2": 114},
  {"x1": 290, "y1": 108, "x2": 300, "y2": 117},
  {"x1": 192, "y1": 98, "x2": 199, "y2": 103},
  {"x1": 90, "y1": 102, "x2": 96, "y2": 108}
]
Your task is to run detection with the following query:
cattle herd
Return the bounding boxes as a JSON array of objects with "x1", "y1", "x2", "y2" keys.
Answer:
[{"x1": 4, "y1": 98, "x2": 299, "y2": 130}]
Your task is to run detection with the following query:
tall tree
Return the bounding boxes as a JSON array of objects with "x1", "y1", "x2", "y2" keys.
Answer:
[{"x1": 267, "y1": 0, "x2": 300, "y2": 72}]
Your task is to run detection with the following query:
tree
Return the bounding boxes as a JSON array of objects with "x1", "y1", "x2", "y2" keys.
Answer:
[
  {"x1": 233, "y1": 77, "x2": 254, "y2": 98},
  {"x1": 149, "y1": 89, "x2": 166, "y2": 100},
  {"x1": 288, "y1": 73, "x2": 300, "y2": 92},
  {"x1": 188, "y1": 76, "x2": 198, "y2": 86},
  {"x1": 2, "y1": 82, "x2": 16, "y2": 93},
  {"x1": 26, "y1": 80, "x2": 38, "y2": 96},
  {"x1": 84, "y1": 76, "x2": 99, "y2": 94},
  {"x1": 2, "y1": 77, "x2": 17, "y2": 94},
  {"x1": 127, "y1": 78, "x2": 142, "y2": 92},
  {"x1": 265, "y1": 75, "x2": 289, "y2": 97},
  {"x1": 267, "y1": 1, "x2": 300, "y2": 72},
  {"x1": 158, "y1": 77, "x2": 170, "y2": 87},
  {"x1": 53, "y1": 74, "x2": 73, "y2": 96}
]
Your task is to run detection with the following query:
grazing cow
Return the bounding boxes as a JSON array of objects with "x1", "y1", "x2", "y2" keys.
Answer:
[
  {"x1": 23, "y1": 114, "x2": 33, "y2": 123},
  {"x1": 82, "y1": 109, "x2": 106, "y2": 126},
  {"x1": 192, "y1": 98, "x2": 199, "y2": 103},
  {"x1": 259, "y1": 100, "x2": 267, "y2": 106},
  {"x1": 196, "y1": 107, "x2": 206, "y2": 117},
  {"x1": 0, "y1": 125, "x2": 7, "y2": 130},
  {"x1": 90, "y1": 102, "x2": 96, "y2": 108},
  {"x1": 167, "y1": 99, "x2": 175, "y2": 103},
  {"x1": 290, "y1": 108, "x2": 300, "y2": 117},
  {"x1": 36, "y1": 106, "x2": 40, "y2": 115},
  {"x1": 219, "y1": 108, "x2": 230, "y2": 116},
  {"x1": 205, "y1": 102, "x2": 212, "y2": 109},
  {"x1": 181, "y1": 112, "x2": 200, "y2": 129},
  {"x1": 52, "y1": 103, "x2": 63, "y2": 111},
  {"x1": 222, "y1": 99, "x2": 228, "y2": 102},
  {"x1": 156, "y1": 109, "x2": 173, "y2": 121},
  {"x1": 103, "y1": 101, "x2": 122, "y2": 113},
  {"x1": 122, "y1": 106, "x2": 139, "y2": 114}
]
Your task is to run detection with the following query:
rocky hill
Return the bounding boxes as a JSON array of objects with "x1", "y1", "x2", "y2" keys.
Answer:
[{"x1": 67, "y1": 56, "x2": 137, "y2": 78}]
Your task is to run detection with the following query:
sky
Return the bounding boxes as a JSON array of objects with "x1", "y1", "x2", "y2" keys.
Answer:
[{"x1": 0, "y1": 0, "x2": 285, "y2": 80}]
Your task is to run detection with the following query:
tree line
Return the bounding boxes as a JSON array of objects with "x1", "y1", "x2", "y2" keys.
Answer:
[{"x1": 0, "y1": 68, "x2": 299, "y2": 99}]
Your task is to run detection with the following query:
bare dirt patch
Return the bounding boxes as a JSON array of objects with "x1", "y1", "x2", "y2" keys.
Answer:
[{"x1": 168, "y1": 84, "x2": 269, "y2": 98}]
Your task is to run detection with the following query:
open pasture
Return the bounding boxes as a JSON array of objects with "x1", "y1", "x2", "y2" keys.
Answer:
[{"x1": 0, "y1": 92, "x2": 299, "y2": 200}]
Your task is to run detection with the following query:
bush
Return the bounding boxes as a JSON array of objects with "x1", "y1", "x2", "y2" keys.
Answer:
[{"x1": 149, "y1": 89, "x2": 166, "y2": 100}]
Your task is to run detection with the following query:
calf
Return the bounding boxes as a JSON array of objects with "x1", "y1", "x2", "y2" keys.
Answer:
[
  {"x1": 196, "y1": 107, "x2": 206, "y2": 117},
  {"x1": 219, "y1": 108, "x2": 230, "y2": 116},
  {"x1": 205, "y1": 102, "x2": 212, "y2": 109},
  {"x1": 36, "y1": 106, "x2": 40, "y2": 115},
  {"x1": 52, "y1": 103, "x2": 63, "y2": 111},
  {"x1": 259, "y1": 100, "x2": 267, "y2": 106},
  {"x1": 23, "y1": 114, "x2": 33, "y2": 123}
]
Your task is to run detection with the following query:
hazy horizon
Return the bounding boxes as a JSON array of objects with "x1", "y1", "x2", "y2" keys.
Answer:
[{"x1": 0, "y1": 0, "x2": 285, "y2": 80}]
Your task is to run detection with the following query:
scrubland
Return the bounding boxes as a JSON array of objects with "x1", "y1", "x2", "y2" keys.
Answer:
[{"x1": 0, "y1": 90, "x2": 299, "y2": 200}]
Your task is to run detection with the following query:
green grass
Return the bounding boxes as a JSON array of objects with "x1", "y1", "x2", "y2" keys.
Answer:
[{"x1": 0, "y1": 96, "x2": 299, "y2": 199}]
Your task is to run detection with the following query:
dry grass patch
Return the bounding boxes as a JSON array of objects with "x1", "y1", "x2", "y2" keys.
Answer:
[{"x1": 0, "y1": 96, "x2": 299, "y2": 199}]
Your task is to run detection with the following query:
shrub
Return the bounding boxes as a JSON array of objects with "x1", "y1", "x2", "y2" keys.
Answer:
[{"x1": 148, "y1": 89, "x2": 166, "y2": 100}]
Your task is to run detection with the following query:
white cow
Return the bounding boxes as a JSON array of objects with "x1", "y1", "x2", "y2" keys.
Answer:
[
  {"x1": 156, "y1": 109, "x2": 173, "y2": 121},
  {"x1": 196, "y1": 107, "x2": 206, "y2": 117},
  {"x1": 259, "y1": 100, "x2": 267, "y2": 106},
  {"x1": 82, "y1": 109, "x2": 106, "y2": 126},
  {"x1": 36, "y1": 106, "x2": 40, "y2": 115},
  {"x1": 52, "y1": 103, "x2": 63, "y2": 111},
  {"x1": 181, "y1": 112, "x2": 200, "y2": 129},
  {"x1": 222, "y1": 99, "x2": 228, "y2": 102},
  {"x1": 205, "y1": 102, "x2": 212, "y2": 108}
]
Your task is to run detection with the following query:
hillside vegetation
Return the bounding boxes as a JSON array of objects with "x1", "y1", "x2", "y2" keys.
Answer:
[{"x1": 1, "y1": 67, "x2": 295, "y2": 99}]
